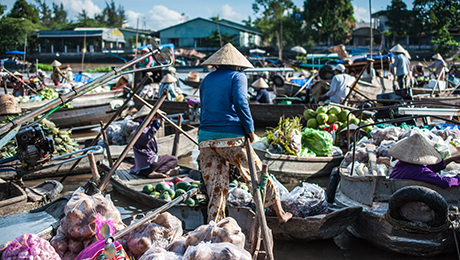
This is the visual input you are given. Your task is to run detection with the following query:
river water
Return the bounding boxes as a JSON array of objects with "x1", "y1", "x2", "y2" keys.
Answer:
[{"x1": 16, "y1": 71, "x2": 459, "y2": 259}]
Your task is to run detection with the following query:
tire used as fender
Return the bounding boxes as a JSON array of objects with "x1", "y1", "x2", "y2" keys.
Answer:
[
  {"x1": 388, "y1": 185, "x2": 448, "y2": 227},
  {"x1": 326, "y1": 167, "x2": 341, "y2": 203}
]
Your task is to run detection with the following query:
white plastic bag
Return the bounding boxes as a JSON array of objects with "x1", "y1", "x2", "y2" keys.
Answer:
[
  {"x1": 139, "y1": 247, "x2": 182, "y2": 260},
  {"x1": 280, "y1": 182, "x2": 328, "y2": 217},
  {"x1": 185, "y1": 217, "x2": 245, "y2": 249},
  {"x1": 183, "y1": 242, "x2": 251, "y2": 260}
]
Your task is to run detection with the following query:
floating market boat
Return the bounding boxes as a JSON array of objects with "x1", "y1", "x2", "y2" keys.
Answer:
[
  {"x1": 111, "y1": 161, "x2": 361, "y2": 242},
  {"x1": 254, "y1": 148, "x2": 343, "y2": 184},
  {"x1": 0, "y1": 179, "x2": 63, "y2": 217},
  {"x1": 334, "y1": 166, "x2": 460, "y2": 257},
  {"x1": 0, "y1": 196, "x2": 69, "y2": 245},
  {"x1": 179, "y1": 78, "x2": 202, "y2": 88}
]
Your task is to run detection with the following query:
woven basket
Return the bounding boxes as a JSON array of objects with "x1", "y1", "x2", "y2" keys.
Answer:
[{"x1": 0, "y1": 94, "x2": 21, "y2": 115}]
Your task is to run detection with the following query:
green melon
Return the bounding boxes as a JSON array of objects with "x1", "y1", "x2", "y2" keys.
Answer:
[
  {"x1": 187, "y1": 184, "x2": 199, "y2": 191},
  {"x1": 318, "y1": 124, "x2": 327, "y2": 130},
  {"x1": 192, "y1": 180, "x2": 201, "y2": 186},
  {"x1": 316, "y1": 106, "x2": 328, "y2": 114},
  {"x1": 184, "y1": 198, "x2": 195, "y2": 206},
  {"x1": 327, "y1": 114, "x2": 338, "y2": 124},
  {"x1": 303, "y1": 109, "x2": 316, "y2": 119},
  {"x1": 160, "y1": 192, "x2": 171, "y2": 202},
  {"x1": 150, "y1": 191, "x2": 161, "y2": 197},
  {"x1": 350, "y1": 118, "x2": 360, "y2": 125},
  {"x1": 175, "y1": 188, "x2": 186, "y2": 197},
  {"x1": 176, "y1": 181, "x2": 190, "y2": 191},
  {"x1": 163, "y1": 189, "x2": 175, "y2": 199},
  {"x1": 316, "y1": 113, "x2": 328, "y2": 125},
  {"x1": 328, "y1": 106, "x2": 341, "y2": 115},
  {"x1": 306, "y1": 118, "x2": 318, "y2": 128},
  {"x1": 155, "y1": 182, "x2": 170, "y2": 193},
  {"x1": 363, "y1": 125, "x2": 373, "y2": 134},
  {"x1": 339, "y1": 110, "x2": 349, "y2": 122},
  {"x1": 143, "y1": 184, "x2": 154, "y2": 194}
]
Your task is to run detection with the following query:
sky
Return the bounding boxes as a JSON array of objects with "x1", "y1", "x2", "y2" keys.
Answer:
[{"x1": 1, "y1": 0, "x2": 413, "y2": 31}]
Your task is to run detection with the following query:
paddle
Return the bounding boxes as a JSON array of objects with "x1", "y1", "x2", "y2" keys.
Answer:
[
  {"x1": 101, "y1": 187, "x2": 199, "y2": 259},
  {"x1": 343, "y1": 58, "x2": 374, "y2": 106},
  {"x1": 130, "y1": 92, "x2": 199, "y2": 146},
  {"x1": 245, "y1": 137, "x2": 274, "y2": 260}
]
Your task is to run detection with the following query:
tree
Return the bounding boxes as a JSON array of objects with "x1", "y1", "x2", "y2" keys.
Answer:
[
  {"x1": 386, "y1": 0, "x2": 412, "y2": 43},
  {"x1": 303, "y1": 0, "x2": 355, "y2": 45},
  {"x1": 0, "y1": 4, "x2": 6, "y2": 16},
  {"x1": 205, "y1": 30, "x2": 238, "y2": 47},
  {"x1": 8, "y1": 0, "x2": 40, "y2": 24},
  {"x1": 413, "y1": 0, "x2": 460, "y2": 55},
  {"x1": 95, "y1": 0, "x2": 126, "y2": 27},
  {"x1": 253, "y1": 0, "x2": 294, "y2": 59},
  {"x1": 35, "y1": 0, "x2": 53, "y2": 28},
  {"x1": 0, "y1": 17, "x2": 40, "y2": 53},
  {"x1": 51, "y1": 2, "x2": 67, "y2": 27}
]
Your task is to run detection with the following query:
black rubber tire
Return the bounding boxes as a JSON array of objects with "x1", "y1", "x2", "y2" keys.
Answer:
[
  {"x1": 272, "y1": 74, "x2": 285, "y2": 87},
  {"x1": 319, "y1": 64, "x2": 335, "y2": 80},
  {"x1": 326, "y1": 167, "x2": 341, "y2": 203},
  {"x1": 388, "y1": 186, "x2": 448, "y2": 227}
]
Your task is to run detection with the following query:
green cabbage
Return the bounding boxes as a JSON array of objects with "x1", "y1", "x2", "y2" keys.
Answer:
[{"x1": 301, "y1": 128, "x2": 333, "y2": 156}]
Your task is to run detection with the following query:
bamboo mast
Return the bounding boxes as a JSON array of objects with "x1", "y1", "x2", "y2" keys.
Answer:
[{"x1": 81, "y1": 32, "x2": 86, "y2": 72}]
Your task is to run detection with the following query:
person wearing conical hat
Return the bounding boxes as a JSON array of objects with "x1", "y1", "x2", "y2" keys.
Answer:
[
  {"x1": 11, "y1": 71, "x2": 25, "y2": 96},
  {"x1": 130, "y1": 106, "x2": 179, "y2": 178},
  {"x1": 389, "y1": 44, "x2": 410, "y2": 89},
  {"x1": 50, "y1": 60, "x2": 64, "y2": 86},
  {"x1": 158, "y1": 74, "x2": 183, "y2": 101},
  {"x1": 198, "y1": 43, "x2": 292, "y2": 224},
  {"x1": 389, "y1": 133, "x2": 460, "y2": 189},
  {"x1": 249, "y1": 78, "x2": 270, "y2": 104},
  {"x1": 412, "y1": 62, "x2": 425, "y2": 78},
  {"x1": 427, "y1": 53, "x2": 447, "y2": 78}
]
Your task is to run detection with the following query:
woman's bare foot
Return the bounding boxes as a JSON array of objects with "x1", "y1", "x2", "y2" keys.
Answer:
[
  {"x1": 148, "y1": 171, "x2": 167, "y2": 178},
  {"x1": 166, "y1": 166, "x2": 180, "y2": 176},
  {"x1": 278, "y1": 211, "x2": 293, "y2": 223},
  {"x1": 272, "y1": 199, "x2": 293, "y2": 223}
]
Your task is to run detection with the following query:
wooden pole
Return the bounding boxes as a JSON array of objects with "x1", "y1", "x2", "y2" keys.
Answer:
[
  {"x1": 2, "y1": 67, "x2": 38, "y2": 94},
  {"x1": 87, "y1": 153, "x2": 100, "y2": 181},
  {"x1": 171, "y1": 114, "x2": 182, "y2": 156},
  {"x1": 23, "y1": 33, "x2": 27, "y2": 75},
  {"x1": 97, "y1": 90, "x2": 168, "y2": 193},
  {"x1": 100, "y1": 121, "x2": 114, "y2": 167},
  {"x1": 132, "y1": 19, "x2": 139, "y2": 87},
  {"x1": 132, "y1": 93, "x2": 199, "y2": 145},
  {"x1": 251, "y1": 164, "x2": 268, "y2": 258},
  {"x1": 343, "y1": 59, "x2": 374, "y2": 105},
  {"x1": 245, "y1": 138, "x2": 274, "y2": 260}
]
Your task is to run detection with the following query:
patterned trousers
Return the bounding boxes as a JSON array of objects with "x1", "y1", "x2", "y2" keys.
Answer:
[{"x1": 199, "y1": 137, "x2": 279, "y2": 222}]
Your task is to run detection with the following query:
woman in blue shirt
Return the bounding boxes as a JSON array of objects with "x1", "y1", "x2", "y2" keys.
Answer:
[
  {"x1": 198, "y1": 43, "x2": 292, "y2": 223},
  {"x1": 249, "y1": 78, "x2": 270, "y2": 104}
]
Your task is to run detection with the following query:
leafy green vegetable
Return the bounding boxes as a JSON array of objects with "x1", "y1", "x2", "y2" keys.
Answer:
[
  {"x1": 301, "y1": 128, "x2": 333, "y2": 156},
  {"x1": 265, "y1": 116, "x2": 302, "y2": 155}
]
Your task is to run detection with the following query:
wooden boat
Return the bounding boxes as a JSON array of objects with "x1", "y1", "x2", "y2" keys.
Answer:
[
  {"x1": 0, "y1": 179, "x2": 63, "y2": 217},
  {"x1": 179, "y1": 78, "x2": 201, "y2": 88},
  {"x1": 107, "y1": 124, "x2": 198, "y2": 159},
  {"x1": 0, "y1": 153, "x2": 104, "y2": 181},
  {"x1": 334, "y1": 166, "x2": 460, "y2": 257},
  {"x1": 0, "y1": 196, "x2": 69, "y2": 245},
  {"x1": 111, "y1": 161, "x2": 361, "y2": 242},
  {"x1": 254, "y1": 148, "x2": 343, "y2": 184}
]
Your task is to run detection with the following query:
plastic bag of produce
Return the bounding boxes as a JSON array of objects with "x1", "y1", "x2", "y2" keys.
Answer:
[
  {"x1": 347, "y1": 161, "x2": 369, "y2": 176},
  {"x1": 1, "y1": 233, "x2": 61, "y2": 260},
  {"x1": 280, "y1": 182, "x2": 328, "y2": 217},
  {"x1": 167, "y1": 237, "x2": 187, "y2": 255},
  {"x1": 183, "y1": 242, "x2": 251, "y2": 260},
  {"x1": 119, "y1": 212, "x2": 183, "y2": 259},
  {"x1": 290, "y1": 129, "x2": 302, "y2": 155},
  {"x1": 370, "y1": 127, "x2": 402, "y2": 146},
  {"x1": 185, "y1": 217, "x2": 245, "y2": 249},
  {"x1": 301, "y1": 128, "x2": 333, "y2": 156},
  {"x1": 227, "y1": 187, "x2": 252, "y2": 207},
  {"x1": 270, "y1": 174, "x2": 289, "y2": 199},
  {"x1": 376, "y1": 140, "x2": 396, "y2": 158},
  {"x1": 252, "y1": 141, "x2": 267, "y2": 150},
  {"x1": 140, "y1": 247, "x2": 182, "y2": 260}
]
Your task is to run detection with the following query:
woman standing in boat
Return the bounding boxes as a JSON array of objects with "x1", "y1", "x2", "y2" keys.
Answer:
[
  {"x1": 130, "y1": 106, "x2": 179, "y2": 178},
  {"x1": 389, "y1": 133, "x2": 460, "y2": 189},
  {"x1": 50, "y1": 60, "x2": 65, "y2": 86},
  {"x1": 198, "y1": 43, "x2": 292, "y2": 223}
]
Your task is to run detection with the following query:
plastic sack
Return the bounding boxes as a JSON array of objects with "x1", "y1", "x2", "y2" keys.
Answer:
[
  {"x1": 167, "y1": 237, "x2": 187, "y2": 255},
  {"x1": 280, "y1": 182, "x2": 328, "y2": 218},
  {"x1": 227, "y1": 187, "x2": 252, "y2": 207},
  {"x1": 347, "y1": 161, "x2": 369, "y2": 176},
  {"x1": 370, "y1": 127, "x2": 402, "y2": 146},
  {"x1": 375, "y1": 140, "x2": 396, "y2": 158},
  {"x1": 343, "y1": 147, "x2": 368, "y2": 166},
  {"x1": 119, "y1": 212, "x2": 183, "y2": 259},
  {"x1": 270, "y1": 174, "x2": 289, "y2": 199},
  {"x1": 376, "y1": 164, "x2": 389, "y2": 176},
  {"x1": 301, "y1": 128, "x2": 333, "y2": 156},
  {"x1": 252, "y1": 141, "x2": 267, "y2": 151},
  {"x1": 1, "y1": 233, "x2": 61, "y2": 260},
  {"x1": 290, "y1": 129, "x2": 302, "y2": 155},
  {"x1": 183, "y1": 242, "x2": 251, "y2": 260},
  {"x1": 50, "y1": 187, "x2": 125, "y2": 258},
  {"x1": 139, "y1": 247, "x2": 182, "y2": 260},
  {"x1": 185, "y1": 217, "x2": 245, "y2": 249}
]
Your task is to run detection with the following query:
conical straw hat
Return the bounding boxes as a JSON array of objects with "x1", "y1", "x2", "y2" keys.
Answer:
[
  {"x1": 388, "y1": 133, "x2": 442, "y2": 165},
  {"x1": 160, "y1": 74, "x2": 177, "y2": 83},
  {"x1": 251, "y1": 78, "x2": 268, "y2": 89},
  {"x1": 50, "y1": 60, "x2": 61, "y2": 67},
  {"x1": 202, "y1": 43, "x2": 254, "y2": 68},
  {"x1": 390, "y1": 44, "x2": 406, "y2": 53},
  {"x1": 432, "y1": 53, "x2": 443, "y2": 60}
]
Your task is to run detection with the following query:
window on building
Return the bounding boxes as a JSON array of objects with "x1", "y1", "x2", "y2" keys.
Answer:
[{"x1": 169, "y1": 38, "x2": 179, "y2": 47}]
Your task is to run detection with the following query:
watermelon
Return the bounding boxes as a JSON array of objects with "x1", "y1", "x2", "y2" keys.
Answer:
[
  {"x1": 176, "y1": 181, "x2": 190, "y2": 191},
  {"x1": 150, "y1": 191, "x2": 161, "y2": 197},
  {"x1": 142, "y1": 184, "x2": 154, "y2": 194},
  {"x1": 184, "y1": 198, "x2": 195, "y2": 206},
  {"x1": 187, "y1": 184, "x2": 199, "y2": 191},
  {"x1": 175, "y1": 188, "x2": 186, "y2": 197},
  {"x1": 163, "y1": 189, "x2": 175, "y2": 199},
  {"x1": 303, "y1": 109, "x2": 316, "y2": 119},
  {"x1": 155, "y1": 182, "x2": 170, "y2": 193},
  {"x1": 160, "y1": 192, "x2": 171, "y2": 202},
  {"x1": 306, "y1": 118, "x2": 318, "y2": 128},
  {"x1": 316, "y1": 113, "x2": 328, "y2": 125}
]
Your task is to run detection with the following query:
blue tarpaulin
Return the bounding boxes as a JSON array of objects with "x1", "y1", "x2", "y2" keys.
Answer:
[{"x1": 5, "y1": 50, "x2": 25, "y2": 55}]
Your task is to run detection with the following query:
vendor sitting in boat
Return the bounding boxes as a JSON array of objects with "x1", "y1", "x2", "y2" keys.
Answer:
[
  {"x1": 249, "y1": 78, "x2": 270, "y2": 104},
  {"x1": 158, "y1": 74, "x2": 184, "y2": 101},
  {"x1": 130, "y1": 106, "x2": 179, "y2": 178},
  {"x1": 11, "y1": 71, "x2": 26, "y2": 97},
  {"x1": 389, "y1": 133, "x2": 460, "y2": 189}
]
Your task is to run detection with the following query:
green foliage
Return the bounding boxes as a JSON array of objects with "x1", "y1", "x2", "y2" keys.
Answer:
[
  {"x1": 0, "y1": 17, "x2": 41, "y2": 53},
  {"x1": 386, "y1": 0, "x2": 412, "y2": 37},
  {"x1": 95, "y1": 0, "x2": 126, "y2": 27},
  {"x1": 205, "y1": 30, "x2": 238, "y2": 47},
  {"x1": 37, "y1": 63, "x2": 53, "y2": 71},
  {"x1": 7, "y1": 0, "x2": 40, "y2": 24},
  {"x1": 0, "y1": 4, "x2": 6, "y2": 16}
]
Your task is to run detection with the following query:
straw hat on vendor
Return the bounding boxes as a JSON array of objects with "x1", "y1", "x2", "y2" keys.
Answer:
[
  {"x1": 50, "y1": 60, "x2": 62, "y2": 67},
  {"x1": 432, "y1": 53, "x2": 443, "y2": 61},
  {"x1": 160, "y1": 73, "x2": 177, "y2": 84},
  {"x1": 251, "y1": 78, "x2": 269, "y2": 89},
  {"x1": 390, "y1": 44, "x2": 411, "y2": 59},
  {"x1": 13, "y1": 71, "x2": 23, "y2": 77},
  {"x1": 389, "y1": 134, "x2": 442, "y2": 165},
  {"x1": 133, "y1": 105, "x2": 165, "y2": 121},
  {"x1": 202, "y1": 43, "x2": 254, "y2": 69}
]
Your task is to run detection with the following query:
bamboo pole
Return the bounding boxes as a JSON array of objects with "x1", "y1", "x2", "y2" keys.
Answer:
[
  {"x1": 2, "y1": 67, "x2": 38, "y2": 95},
  {"x1": 132, "y1": 19, "x2": 139, "y2": 87},
  {"x1": 343, "y1": 58, "x2": 374, "y2": 105},
  {"x1": 81, "y1": 32, "x2": 86, "y2": 72},
  {"x1": 171, "y1": 114, "x2": 182, "y2": 156}
]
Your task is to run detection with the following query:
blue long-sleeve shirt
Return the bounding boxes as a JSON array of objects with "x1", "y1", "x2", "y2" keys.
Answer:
[
  {"x1": 199, "y1": 66, "x2": 254, "y2": 141},
  {"x1": 250, "y1": 88, "x2": 270, "y2": 104},
  {"x1": 390, "y1": 54, "x2": 410, "y2": 77}
]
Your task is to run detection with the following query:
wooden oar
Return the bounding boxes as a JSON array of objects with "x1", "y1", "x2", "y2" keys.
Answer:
[
  {"x1": 245, "y1": 137, "x2": 274, "y2": 260},
  {"x1": 1, "y1": 67, "x2": 38, "y2": 95},
  {"x1": 343, "y1": 58, "x2": 374, "y2": 105},
  {"x1": 132, "y1": 92, "x2": 199, "y2": 146},
  {"x1": 102, "y1": 187, "x2": 199, "y2": 259}
]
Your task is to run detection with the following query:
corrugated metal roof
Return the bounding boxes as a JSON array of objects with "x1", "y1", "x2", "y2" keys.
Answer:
[
  {"x1": 157, "y1": 17, "x2": 262, "y2": 35},
  {"x1": 38, "y1": 30, "x2": 103, "y2": 37}
]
